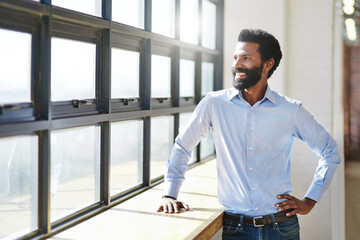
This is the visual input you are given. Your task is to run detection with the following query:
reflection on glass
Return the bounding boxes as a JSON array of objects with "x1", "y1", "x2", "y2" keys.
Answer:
[
  {"x1": 180, "y1": 59, "x2": 195, "y2": 97},
  {"x1": 111, "y1": 120, "x2": 143, "y2": 196},
  {"x1": 200, "y1": 129, "x2": 215, "y2": 159},
  {"x1": 0, "y1": 135, "x2": 38, "y2": 238},
  {"x1": 179, "y1": 112, "x2": 197, "y2": 164},
  {"x1": 51, "y1": 126, "x2": 100, "y2": 222},
  {"x1": 0, "y1": 29, "x2": 31, "y2": 104},
  {"x1": 180, "y1": 0, "x2": 198, "y2": 44},
  {"x1": 151, "y1": 116, "x2": 174, "y2": 179},
  {"x1": 202, "y1": 0, "x2": 216, "y2": 49},
  {"x1": 51, "y1": 37, "x2": 96, "y2": 101},
  {"x1": 112, "y1": 0, "x2": 144, "y2": 29},
  {"x1": 52, "y1": 0, "x2": 101, "y2": 17},
  {"x1": 151, "y1": 55, "x2": 171, "y2": 98},
  {"x1": 152, "y1": 0, "x2": 175, "y2": 38},
  {"x1": 201, "y1": 62, "x2": 214, "y2": 95},
  {"x1": 111, "y1": 48, "x2": 140, "y2": 98}
]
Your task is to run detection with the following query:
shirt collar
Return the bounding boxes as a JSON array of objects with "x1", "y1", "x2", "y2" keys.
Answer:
[{"x1": 228, "y1": 85, "x2": 277, "y2": 105}]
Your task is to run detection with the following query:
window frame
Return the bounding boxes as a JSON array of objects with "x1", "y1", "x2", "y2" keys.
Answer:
[{"x1": 0, "y1": 0, "x2": 224, "y2": 239}]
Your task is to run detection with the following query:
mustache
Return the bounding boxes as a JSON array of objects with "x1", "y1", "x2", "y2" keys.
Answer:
[{"x1": 232, "y1": 67, "x2": 251, "y2": 75}]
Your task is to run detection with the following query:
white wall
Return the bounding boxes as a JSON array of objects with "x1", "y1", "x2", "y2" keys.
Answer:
[{"x1": 223, "y1": 0, "x2": 345, "y2": 239}]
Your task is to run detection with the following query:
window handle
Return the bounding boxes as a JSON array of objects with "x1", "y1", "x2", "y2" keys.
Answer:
[
  {"x1": 121, "y1": 98, "x2": 138, "y2": 105},
  {"x1": 72, "y1": 99, "x2": 92, "y2": 108},
  {"x1": 156, "y1": 98, "x2": 168, "y2": 103}
]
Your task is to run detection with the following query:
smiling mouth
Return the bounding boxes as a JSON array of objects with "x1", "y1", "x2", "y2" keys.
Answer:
[{"x1": 235, "y1": 72, "x2": 246, "y2": 79}]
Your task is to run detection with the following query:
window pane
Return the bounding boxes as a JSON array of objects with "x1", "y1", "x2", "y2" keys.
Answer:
[
  {"x1": 51, "y1": 126, "x2": 100, "y2": 221},
  {"x1": 201, "y1": 62, "x2": 214, "y2": 95},
  {"x1": 151, "y1": 116, "x2": 174, "y2": 179},
  {"x1": 202, "y1": 0, "x2": 216, "y2": 49},
  {"x1": 200, "y1": 129, "x2": 215, "y2": 159},
  {"x1": 0, "y1": 29, "x2": 31, "y2": 104},
  {"x1": 111, "y1": 48, "x2": 140, "y2": 98},
  {"x1": 179, "y1": 112, "x2": 197, "y2": 164},
  {"x1": 152, "y1": 0, "x2": 175, "y2": 38},
  {"x1": 52, "y1": 0, "x2": 101, "y2": 17},
  {"x1": 180, "y1": 59, "x2": 195, "y2": 97},
  {"x1": 111, "y1": 120, "x2": 143, "y2": 195},
  {"x1": 112, "y1": 0, "x2": 144, "y2": 29},
  {"x1": 51, "y1": 38, "x2": 96, "y2": 101},
  {"x1": 151, "y1": 55, "x2": 171, "y2": 98},
  {"x1": 180, "y1": 0, "x2": 198, "y2": 44},
  {"x1": 0, "y1": 135, "x2": 38, "y2": 238}
]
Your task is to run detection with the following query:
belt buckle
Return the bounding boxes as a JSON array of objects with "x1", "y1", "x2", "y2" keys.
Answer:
[{"x1": 253, "y1": 216, "x2": 264, "y2": 227}]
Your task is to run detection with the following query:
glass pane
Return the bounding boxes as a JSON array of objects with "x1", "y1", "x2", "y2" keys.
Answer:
[
  {"x1": 151, "y1": 116, "x2": 174, "y2": 179},
  {"x1": 111, "y1": 48, "x2": 140, "y2": 98},
  {"x1": 180, "y1": 0, "x2": 199, "y2": 44},
  {"x1": 202, "y1": 0, "x2": 216, "y2": 49},
  {"x1": 0, "y1": 135, "x2": 38, "y2": 238},
  {"x1": 151, "y1": 55, "x2": 171, "y2": 98},
  {"x1": 51, "y1": 126, "x2": 100, "y2": 221},
  {"x1": 201, "y1": 62, "x2": 214, "y2": 95},
  {"x1": 180, "y1": 59, "x2": 195, "y2": 97},
  {"x1": 52, "y1": 0, "x2": 101, "y2": 17},
  {"x1": 51, "y1": 37, "x2": 96, "y2": 101},
  {"x1": 179, "y1": 112, "x2": 197, "y2": 164},
  {"x1": 152, "y1": 0, "x2": 175, "y2": 38},
  {"x1": 112, "y1": 0, "x2": 144, "y2": 29},
  {"x1": 0, "y1": 29, "x2": 31, "y2": 104},
  {"x1": 200, "y1": 129, "x2": 215, "y2": 159},
  {"x1": 111, "y1": 120, "x2": 143, "y2": 195}
]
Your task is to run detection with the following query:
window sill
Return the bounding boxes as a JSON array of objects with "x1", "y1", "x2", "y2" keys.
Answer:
[{"x1": 50, "y1": 159, "x2": 224, "y2": 240}]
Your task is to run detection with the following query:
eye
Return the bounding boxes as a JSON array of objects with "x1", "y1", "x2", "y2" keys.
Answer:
[{"x1": 244, "y1": 56, "x2": 250, "y2": 60}]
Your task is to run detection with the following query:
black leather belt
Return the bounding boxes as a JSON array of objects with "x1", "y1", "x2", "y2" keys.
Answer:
[{"x1": 223, "y1": 209, "x2": 296, "y2": 227}]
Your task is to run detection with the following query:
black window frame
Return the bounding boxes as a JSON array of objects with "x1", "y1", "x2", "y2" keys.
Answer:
[{"x1": 0, "y1": 0, "x2": 224, "y2": 239}]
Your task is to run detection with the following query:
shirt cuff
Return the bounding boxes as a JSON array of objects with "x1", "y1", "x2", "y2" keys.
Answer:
[
  {"x1": 304, "y1": 183, "x2": 323, "y2": 202},
  {"x1": 163, "y1": 181, "x2": 183, "y2": 199}
]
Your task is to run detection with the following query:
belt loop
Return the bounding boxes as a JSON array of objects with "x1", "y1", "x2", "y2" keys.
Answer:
[
  {"x1": 239, "y1": 215, "x2": 244, "y2": 230},
  {"x1": 270, "y1": 214, "x2": 277, "y2": 229}
]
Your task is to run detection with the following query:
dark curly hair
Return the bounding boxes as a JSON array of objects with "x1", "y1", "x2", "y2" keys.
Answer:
[{"x1": 238, "y1": 29, "x2": 282, "y2": 79}]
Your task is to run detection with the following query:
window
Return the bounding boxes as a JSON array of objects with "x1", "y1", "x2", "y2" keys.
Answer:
[{"x1": 0, "y1": 0, "x2": 223, "y2": 238}]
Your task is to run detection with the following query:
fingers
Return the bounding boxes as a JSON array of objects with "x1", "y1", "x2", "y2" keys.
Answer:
[
  {"x1": 182, "y1": 202, "x2": 190, "y2": 211},
  {"x1": 285, "y1": 209, "x2": 297, "y2": 216},
  {"x1": 277, "y1": 194, "x2": 293, "y2": 200},
  {"x1": 157, "y1": 205, "x2": 163, "y2": 212},
  {"x1": 167, "y1": 203, "x2": 174, "y2": 213}
]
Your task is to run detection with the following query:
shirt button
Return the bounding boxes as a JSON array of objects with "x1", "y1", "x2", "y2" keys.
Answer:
[
  {"x1": 249, "y1": 126, "x2": 254, "y2": 130},
  {"x1": 249, "y1": 147, "x2": 253, "y2": 151},
  {"x1": 251, "y1": 107, "x2": 254, "y2": 110},
  {"x1": 255, "y1": 207, "x2": 259, "y2": 211},
  {"x1": 249, "y1": 167, "x2": 253, "y2": 171},
  {"x1": 252, "y1": 187, "x2": 256, "y2": 191}
]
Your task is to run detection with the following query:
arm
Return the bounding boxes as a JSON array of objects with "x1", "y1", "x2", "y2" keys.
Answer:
[
  {"x1": 276, "y1": 104, "x2": 341, "y2": 216},
  {"x1": 157, "y1": 96, "x2": 212, "y2": 214}
]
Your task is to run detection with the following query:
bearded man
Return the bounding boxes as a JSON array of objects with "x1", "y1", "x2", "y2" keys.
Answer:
[{"x1": 157, "y1": 29, "x2": 341, "y2": 240}]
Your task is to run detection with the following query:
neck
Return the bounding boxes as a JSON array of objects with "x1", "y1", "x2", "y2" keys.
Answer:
[{"x1": 241, "y1": 79, "x2": 268, "y2": 106}]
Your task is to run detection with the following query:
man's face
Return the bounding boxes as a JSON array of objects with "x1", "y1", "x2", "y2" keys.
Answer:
[{"x1": 232, "y1": 42, "x2": 264, "y2": 91}]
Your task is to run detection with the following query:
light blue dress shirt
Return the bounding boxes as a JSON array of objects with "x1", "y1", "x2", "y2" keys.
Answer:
[{"x1": 164, "y1": 86, "x2": 341, "y2": 217}]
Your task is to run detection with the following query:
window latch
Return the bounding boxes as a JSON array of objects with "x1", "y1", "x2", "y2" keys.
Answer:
[
  {"x1": 156, "y1": 98, "x2": 168, "y2": 103},
  {"x1": 72, "y1": 99, "x2": 92, "y2": 108},
  {"x1": 184, "y1": 97, "x2": 191, "y2": 102},
  {"x1": 121, "y1": 98, "x2": 136, "y2": 105},
  {"x1": 0, "y1": 104, "x2": 21, "y2": 115}
]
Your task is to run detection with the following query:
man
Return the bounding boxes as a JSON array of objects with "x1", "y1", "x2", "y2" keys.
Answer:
[{"x1": 157, "y1": 29, "x2": 341, "y2": 240}]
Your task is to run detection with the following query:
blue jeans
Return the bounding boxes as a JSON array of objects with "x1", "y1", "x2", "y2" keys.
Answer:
[{"x1": 222, "y1": 215, "x2": 300, "y2": 240}]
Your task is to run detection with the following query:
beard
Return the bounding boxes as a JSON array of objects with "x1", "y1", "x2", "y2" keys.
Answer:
[{"x1": 232, "y1": 63, "x2": 264, "y2": 91}]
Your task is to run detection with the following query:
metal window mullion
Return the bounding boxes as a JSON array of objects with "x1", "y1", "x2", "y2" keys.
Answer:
[
  {"x1": 175, "y1": 0, "x2": 180, "y2": 40},
  {"x1": 198, "y1": 0, "x2": 202, "y2": 46},
  {"x1": 142, "y1": 39, "x2": 152, "y2": 110},
  {"x1": 143, "y1": 117, "x2": 151, "y2": 186},
  {"x1": 214, "y1": 0, "x2": 224, "y2": 91},
  {"x1": 145, "y1": 0, "x2": 152, "y2": 32},
  {"x1": 195, "y1": 52, "x2": 202, "y2": 104},
  {"x1": 102, "y1": 0, "x2": 111, "y2": 21},
  {"x1": 172, "y1": 47, "x2": 180, "y2": 107},
  {"x1": 100, "y1": 121, "x2": 111, "y2": 205},
  {"x1": 37, "y1": 15, "x2": 52, "y2": 235}
]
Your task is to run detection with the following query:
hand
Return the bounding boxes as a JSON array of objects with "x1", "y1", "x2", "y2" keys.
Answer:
[
  {"x1": 275, "y1": 194, "x2": 317, "y2": 216},
  {"x1": 157, "y1": 196, "x2": 190, "y2": 214}
]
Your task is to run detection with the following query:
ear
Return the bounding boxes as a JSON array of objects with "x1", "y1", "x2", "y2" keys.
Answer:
[{"x1": 263, "y1": 58, "x2": 275, "y2": 72}]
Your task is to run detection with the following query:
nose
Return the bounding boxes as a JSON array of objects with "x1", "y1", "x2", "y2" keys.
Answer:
[{"x1": 232, "y1": 58, "x2": 243, "y2": 69}]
